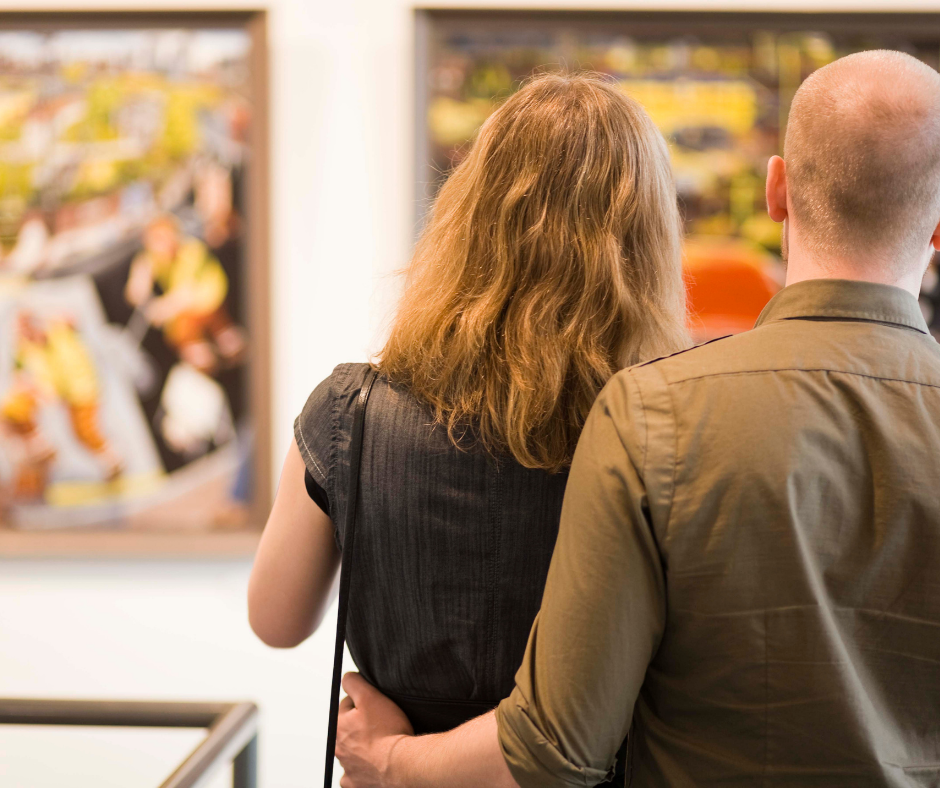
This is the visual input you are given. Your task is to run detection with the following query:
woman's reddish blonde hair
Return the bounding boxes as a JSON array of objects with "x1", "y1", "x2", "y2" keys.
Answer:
[{"x1": 378, "y1": 73, "x2": 688, "y2": 471}]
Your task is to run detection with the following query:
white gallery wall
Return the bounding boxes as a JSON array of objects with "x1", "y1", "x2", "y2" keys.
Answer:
[{"x1": 0, "y1": 0, "x2": 936, "y2": 785}]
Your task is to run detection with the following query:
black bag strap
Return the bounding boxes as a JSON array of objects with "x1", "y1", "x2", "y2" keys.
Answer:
[{"x1": 324, "y1": 367, "x2": 378, "y2": 787}]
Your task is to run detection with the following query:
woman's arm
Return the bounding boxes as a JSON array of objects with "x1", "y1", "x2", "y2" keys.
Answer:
[{"x1": 248, "y1": 438, "x2": 340, "y2": 647}]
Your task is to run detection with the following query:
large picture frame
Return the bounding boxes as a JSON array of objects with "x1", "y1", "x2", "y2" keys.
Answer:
[
  {"x1": 0, "y1": 10, "x2": 269, "y2": 556},
  {"x1": 416, "y1": 9, "x2": 940, "y2": 341}
]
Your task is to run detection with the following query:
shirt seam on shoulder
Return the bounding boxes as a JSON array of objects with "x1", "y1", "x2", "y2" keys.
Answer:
[
  {"x1": 298, "y1": 426, "x2": 326, "y2": 480},
  {"x1": 328, "y1": 364, "x2": 346, "y2": 543},
  {"x1": 626, "y1": 370, "x2": 648, "y2": 475},
  {"x1": 667, "y1": 367, "x2": 940, "y2": 390},
  {"x1": 667, "y1": 369, "x2": 679, "y2": 546},
  {"x1": 649, "y1": 363, "x2": 679, "y2": 545},
  {"x1": 330, "y1": 363, "x2": 371, "y2": 545}
]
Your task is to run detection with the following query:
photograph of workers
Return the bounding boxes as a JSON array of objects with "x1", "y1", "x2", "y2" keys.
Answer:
[
  {"x1": 421, "y1": 20, "x2": 940, "y2": 340},
  {"x1": 0, "y1": 27, "x2": 256, "y2": 535}
]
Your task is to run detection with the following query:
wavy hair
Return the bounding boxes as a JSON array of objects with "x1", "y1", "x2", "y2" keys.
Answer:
[{"x1": 378, "y1": 73, "x2": 688, "y2": 471}]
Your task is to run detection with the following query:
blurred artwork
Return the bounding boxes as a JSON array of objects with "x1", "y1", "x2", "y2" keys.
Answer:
[
  {"x1": 0, "y1": 24, "x2": 259, "y2": 538},
  {"x1": 419, "y1": 13, "x2": 940, "y2": 340},
  {"x1": 0, "y1": 277, "x2": 161, "y2": 527}
]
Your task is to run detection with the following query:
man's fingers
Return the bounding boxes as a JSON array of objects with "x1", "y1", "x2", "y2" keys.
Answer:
[
  {"x1": 339, "y1": 694, "x2": 355, "y2": 714},
  {"x1": 342, "y1": 671, "x2": 373, "y2": 707}
]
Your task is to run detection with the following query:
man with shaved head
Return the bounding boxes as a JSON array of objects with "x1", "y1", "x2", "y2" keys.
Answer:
[
  {"x1": 335, "y1": 52, "x2": 940, "y2": 788},
  {"x1": 774, "y1": 50, "x2": 940, "y2": 289}
]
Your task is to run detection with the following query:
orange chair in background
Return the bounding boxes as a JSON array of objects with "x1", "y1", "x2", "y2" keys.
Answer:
[{"x1": 683, "y1": 237, "x2": 782, "y2": 341}]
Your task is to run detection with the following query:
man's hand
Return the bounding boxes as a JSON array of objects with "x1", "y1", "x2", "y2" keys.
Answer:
[
  {"x1": 336, "y1": 672, "x2": 414, "y2": 788},
  {"x1": 336, "y1": 674, "x2": 518, "y2": 788}
]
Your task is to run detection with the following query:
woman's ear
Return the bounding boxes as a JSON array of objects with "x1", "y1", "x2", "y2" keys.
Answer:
[{"x1": 765, "y1": 156, "x2": 789, "y2": 223}]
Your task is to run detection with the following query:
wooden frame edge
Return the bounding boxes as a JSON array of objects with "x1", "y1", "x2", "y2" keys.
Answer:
[{"x1": 0, "y1": 529, "x2": 261, "y2": 558}]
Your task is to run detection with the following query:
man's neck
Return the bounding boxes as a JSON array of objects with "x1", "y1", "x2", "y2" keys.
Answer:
[{"x1": 785, "y1": 254, "x2": 925, "y2": 299}]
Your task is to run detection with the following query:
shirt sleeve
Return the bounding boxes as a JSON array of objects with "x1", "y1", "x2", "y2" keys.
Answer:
[
  {"x1": 304, "y1": 468, "x2": 331, "y2": 517},
  {"x1": 294, "y1": 373, "x2": 333, "y2": 492},
  {"x1": 496, "y1": 368, "x2": 668, "y2": 788}
]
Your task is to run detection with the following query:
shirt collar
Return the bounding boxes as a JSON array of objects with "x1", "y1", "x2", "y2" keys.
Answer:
[{"x1": 755, "y1": 278, "x2": 929, "y2": 335}]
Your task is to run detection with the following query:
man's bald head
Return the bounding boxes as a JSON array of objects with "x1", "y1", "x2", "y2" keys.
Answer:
[{"x1": 785, "y1": 50, "x2": 940, "y2": 271}]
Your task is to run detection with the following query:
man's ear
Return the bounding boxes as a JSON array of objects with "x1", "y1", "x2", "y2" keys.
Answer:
[
  {"x1": 766, "y1": 156, "x2": 788, "y2": 223},
  {"x1": 931, "y1": 215, "x2": 940, "y2": 252}
]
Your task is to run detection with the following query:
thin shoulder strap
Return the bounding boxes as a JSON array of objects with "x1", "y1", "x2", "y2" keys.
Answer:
[{"x1": 324, "y1": 367, "x2": 378, "y2": 787}]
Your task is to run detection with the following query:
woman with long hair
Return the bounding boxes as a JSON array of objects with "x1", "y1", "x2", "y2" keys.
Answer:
[{"x1": 248, "y1": 72, "x2": 688, "y2": 781}]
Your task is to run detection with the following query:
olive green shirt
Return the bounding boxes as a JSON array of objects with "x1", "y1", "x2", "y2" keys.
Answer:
[{"x1": 497, "y1": 279, "x2": 940, "y2": 787}]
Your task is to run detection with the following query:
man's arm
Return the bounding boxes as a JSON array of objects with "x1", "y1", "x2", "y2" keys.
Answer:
[
  {"x1": 337, "y1": 369, "x2": 668, "y2": 787},
  {"x1": 497, "y1": 369, "x2": 667, "y2": 786},
  {"x1": 337, "y1": 675, "x2": 516, "y2": 788}
]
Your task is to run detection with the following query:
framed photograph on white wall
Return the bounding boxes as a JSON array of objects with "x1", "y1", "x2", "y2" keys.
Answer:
[{"x1": 0, "y1": 10, "x2": 270, "y2": 556}]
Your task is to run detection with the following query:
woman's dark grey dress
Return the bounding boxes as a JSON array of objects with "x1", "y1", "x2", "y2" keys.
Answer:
[{"x1": 296, "y1": 363, "x2": 626, "y2": 780}]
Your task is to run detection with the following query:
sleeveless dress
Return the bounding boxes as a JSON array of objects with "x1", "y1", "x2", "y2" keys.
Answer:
[{"x1": 295, "y1": 363, "x2": 627, "y2": 783}]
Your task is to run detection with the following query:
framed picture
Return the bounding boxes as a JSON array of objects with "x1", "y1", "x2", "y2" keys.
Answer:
[
  {"x1": 416, "y1": 10, "x2": 940, "y2": 341},
  {"x1": 0, "y1": 11, "x2": 269, "y2": 555}
]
